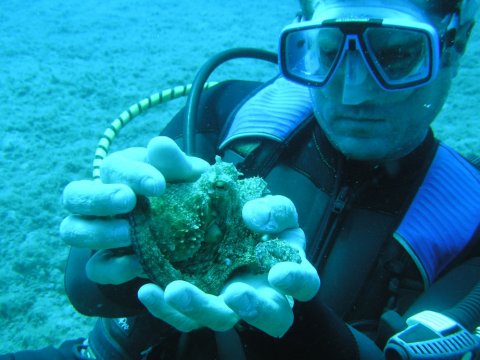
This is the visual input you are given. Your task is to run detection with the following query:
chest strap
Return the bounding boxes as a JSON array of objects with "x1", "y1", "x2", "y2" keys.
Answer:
[{"x1": 394, "y1": 143, "x2": 480, "y2": 287}]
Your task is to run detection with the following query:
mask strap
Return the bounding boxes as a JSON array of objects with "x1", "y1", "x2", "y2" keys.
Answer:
[
  {"x1": 294, "y1": 10, "x2": 305, "y2": 23},
  {"x1": 442, "y1": 8, "x2": 475, "y2": 54},
  {"x1": 299, "y1": 0, "x2": 321, "y2": 20},
  {"x1": 443, "y1": 10, "x2": 460, "y2": 48}
]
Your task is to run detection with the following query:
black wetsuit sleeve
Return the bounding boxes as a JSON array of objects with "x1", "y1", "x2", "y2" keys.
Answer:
[{"x1": 64, "y1": 248, "x2": 147, "y2": 317}]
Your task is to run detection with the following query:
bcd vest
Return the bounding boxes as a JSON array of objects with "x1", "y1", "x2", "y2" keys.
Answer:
[{"x1": 219, "y1": 76, "x2": 480, "y2": 288}]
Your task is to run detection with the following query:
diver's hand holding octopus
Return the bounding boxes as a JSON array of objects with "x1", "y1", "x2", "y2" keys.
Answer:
[{"x1": 60, "y1": 136, "x2": 320, "y2": 337}]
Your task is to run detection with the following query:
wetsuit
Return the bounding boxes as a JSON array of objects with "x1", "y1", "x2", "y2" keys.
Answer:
[{"x1": 3, "y1": 80, "x2": 479, "y2": 360}]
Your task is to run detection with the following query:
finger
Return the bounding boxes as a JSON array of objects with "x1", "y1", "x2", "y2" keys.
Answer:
[
  {"x1": 242, "y1": 195, "x2": 298, "y2": 234},
  {"x1": 85, "y1": 250, "x2": 144, "y2": 285},
  {"x1": 101, "y1": 149, "x2": 166, "y2": 197},
  {"x1": 268, "y1": 261, "x2": 320, "y2": 302},
  {"x1": 60, "y1": 215, "x2": 131, "y2": 249},
  {"x1": 278, "y1": 228, "x2": 307, "y2": 255},
  {"x1": 146, "y1": 136, "x2": 210, "y2": 182},
  {"x1": 164, "y1": 280, "x2": 239, "y2": 331},
  {"x1": 138, "y1": 283, "x2": 199, "y2": 332},
  {"x1": 63, "y1": 180, "x2": 136, "y2": 216},
  {"x1": 223, "y1": 277, "x2": 293, "y2": 337}
]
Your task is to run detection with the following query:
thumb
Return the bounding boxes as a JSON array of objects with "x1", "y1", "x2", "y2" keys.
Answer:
[
  {"x1": 242, "y1": 195, "x2": 298, "y2": 234},
  {"x1": 146, "y1": 136, "x2": 210, "y2": 182}
]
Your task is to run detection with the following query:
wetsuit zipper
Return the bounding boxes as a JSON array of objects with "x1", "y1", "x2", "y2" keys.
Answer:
[{"x1": 310, "y1": 184, "x2": 352, "y2": 270}]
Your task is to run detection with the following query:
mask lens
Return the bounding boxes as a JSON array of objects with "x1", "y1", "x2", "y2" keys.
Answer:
[
  {"x1": 280, "y1": 17, "x2": 438, "y2": 90},
  {"x1": 364, "y1": 27, "x2": 431, "y2": 86},
  {"x1": 283, "y1": 27, "x2": 344, "y2": 85}
]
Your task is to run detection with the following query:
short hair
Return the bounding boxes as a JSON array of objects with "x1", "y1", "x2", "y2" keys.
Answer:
[
  {"x1": 431, "y1": 0, "x2": 461, "y2": 14},
  {"x1": 426, "y1": 0, "x2": 478, "y2": 24},
  {"x1": 299, "y1": 0, "x2": 478, "y2": 24}
]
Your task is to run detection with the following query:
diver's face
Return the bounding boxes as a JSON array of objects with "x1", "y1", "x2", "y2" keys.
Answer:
[{"x1": 308, "y1": 0, "x2": 456, "y2": 161}]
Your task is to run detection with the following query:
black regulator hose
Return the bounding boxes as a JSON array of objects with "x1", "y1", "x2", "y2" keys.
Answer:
[
  {"x1": 443, "y1": 280, "x2": 480, "y2": 333},
  {"x1": 183, "y1": 47, "x2": 278, "y2": 155}
]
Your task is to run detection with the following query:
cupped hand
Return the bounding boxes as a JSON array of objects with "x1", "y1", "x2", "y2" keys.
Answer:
[
  {"x1": 60, "y1": 136, "x2": 210, "y2": 284},
  {"x1": 138, "y1": 195, "x2": 320, "y2": 337}
]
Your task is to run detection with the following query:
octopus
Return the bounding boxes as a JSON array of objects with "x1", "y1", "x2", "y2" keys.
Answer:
[{"x1": 129, "y1": 157, "x2": 301, "y2": 295}]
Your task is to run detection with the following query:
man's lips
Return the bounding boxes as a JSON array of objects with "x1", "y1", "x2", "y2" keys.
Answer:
[
  {"x1": 336, "y1": 116, "x2": 384, "y2": 123},
  {"x1": 332, "y1": 116, "x2": 386, "y2": 138}
]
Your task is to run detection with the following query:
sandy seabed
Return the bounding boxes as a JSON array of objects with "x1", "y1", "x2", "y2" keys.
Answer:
[{"x1": 0, "y1": 0, "x2": 479, "y2": 354}]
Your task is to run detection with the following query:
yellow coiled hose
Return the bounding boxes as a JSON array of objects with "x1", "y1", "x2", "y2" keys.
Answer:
[{"x1": 92, "y1": 82, "x2": 218, "y2": 180}]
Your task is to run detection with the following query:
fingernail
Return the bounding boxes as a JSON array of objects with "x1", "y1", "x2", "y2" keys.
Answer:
[
  {"x1": 243, "y1": 201, "x2": 272, "y2": 231},
  {"x1": 232, "y1": 293, "x2": 259, "y2": 320},
  {"x1": 142, "y1": 177, "x2": 164, "y2": 196}
]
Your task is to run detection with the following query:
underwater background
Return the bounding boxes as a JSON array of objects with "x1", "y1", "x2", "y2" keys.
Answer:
[{"x1": 0, "y1": 0, "x2": 478, "y2": 353}]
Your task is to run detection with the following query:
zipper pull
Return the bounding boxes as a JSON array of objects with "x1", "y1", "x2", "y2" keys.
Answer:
[{"x1": 333, "y1": 186, "x2": 350, "y2": 213}]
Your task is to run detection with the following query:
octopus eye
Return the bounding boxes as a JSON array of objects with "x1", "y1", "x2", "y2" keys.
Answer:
[{"x1": 214, "y1": 180, "x2": 227, "y2": 190}]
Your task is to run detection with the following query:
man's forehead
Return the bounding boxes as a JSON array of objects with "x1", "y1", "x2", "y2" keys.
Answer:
[
  {"x1": 314, "y1": 0, "x2": 445, "y2": 12},
  {"x1": 309, "y1": 0, "x2": 445, "y2": 22}
]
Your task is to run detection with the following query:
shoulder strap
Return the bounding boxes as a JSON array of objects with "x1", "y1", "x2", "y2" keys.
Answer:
[
  {"x1": 218, "y1": 76, "x2": 314, "y2": 177},
  {"x1": 219, "y1": 77, "x2": 312, "y2": 147},
  {"x1": 467, "y1": 154, "x2": 480, "y2": 170},
  {"x1": 394, "y1": 143, "x2": 480, "y2": 287}
]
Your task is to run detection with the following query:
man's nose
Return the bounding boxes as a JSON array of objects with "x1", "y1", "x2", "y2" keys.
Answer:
[{"x1": 338, "y1": 50, "x2": 381, "y2": 105}]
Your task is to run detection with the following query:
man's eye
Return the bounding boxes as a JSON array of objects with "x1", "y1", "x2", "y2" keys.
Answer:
[
  {"x1": 320, "y1": 46, "x2": 338, "y2": 59},
  {"x1": 380, "y1": 46, "x2": 416, "y2": 62},
  {"x1": 315, "y1": 29, "x2": 342, "y2": 57},
  {"x1": 317, "y1": 41, "x2": 340, "y2": 66},
  {"x1": 377, "y1": 43, "x2": 424, "y2": 79},
  {"x1": 366, "y1": 28, "x2": 427, "y2": 79}
]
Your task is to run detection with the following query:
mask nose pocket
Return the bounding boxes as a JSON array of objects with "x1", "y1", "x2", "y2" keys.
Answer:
[{"x1": 344, "y1": 49, "x2": 369, "y2": 86}]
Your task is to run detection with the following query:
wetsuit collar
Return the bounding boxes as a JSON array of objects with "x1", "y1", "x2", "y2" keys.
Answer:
[{"x1": 314, "y1": 126, "x2": 437, "y2": 186}]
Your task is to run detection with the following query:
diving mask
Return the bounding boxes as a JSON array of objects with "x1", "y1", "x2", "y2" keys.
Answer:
[{"x1": 279, "y1": 6, "x2": 447, "y2": 91}]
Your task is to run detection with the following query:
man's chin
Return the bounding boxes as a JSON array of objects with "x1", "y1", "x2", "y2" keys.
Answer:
[{"x1": 332, "y1": 138, "x2": 390, "y2": 161}]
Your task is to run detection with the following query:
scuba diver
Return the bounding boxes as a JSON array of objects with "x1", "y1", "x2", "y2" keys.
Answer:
[{"x1": 2, "y1": 0, "x2": 480, "y2": 359}]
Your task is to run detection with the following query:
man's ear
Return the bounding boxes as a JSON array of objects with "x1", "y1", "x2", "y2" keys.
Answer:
[
  {"x1": 454, "y1": 21, "x2": 476, "y2": 56},
  {"x1": 299, "y1": 0, "x2": 319, "y2": 20},
  {"x1": 442, "y1": 21, "x2": 476, "y2": 78}
]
